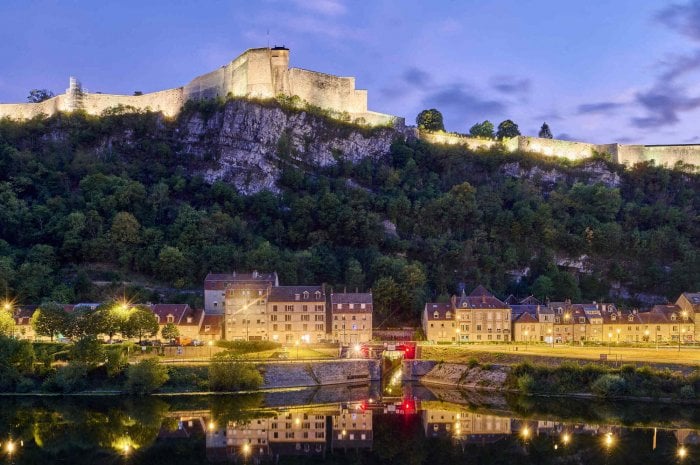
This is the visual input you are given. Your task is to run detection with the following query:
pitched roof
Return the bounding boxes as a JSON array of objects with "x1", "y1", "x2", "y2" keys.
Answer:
[
  {"x1": 680, "y1": 292, "x2": 700, "y2": 309},
  {"x1": 268, "y1": 286, "x2": 325, "y2": 302},
  {"x1": 514, "y1": 312, "x2": 538, "y2": 323},
  {"x1": 520, "y1": 295, "x2": 542, "y2": 305},
  {"x1": 455, "y1": 286, "x2": 508, "y2": 309},
  {"x1": 204, "y1": 271, "x2": 278, "y2": 290},
  {"x1": 504, "y1": 294, "x2": 519, "y2": 305},
  {"x1": 200, "y1": 314, "x2": 223, "y2": 335},
  {"x1": 331, "y1": 293, "x2": 372, "y2": 313},
  {"x1": 510, "y1": 304, "x2": 540, "y2": 317},
  {"x1": 151, "y1": 304, "x2": 191, "y2": 324},
  {"x1": 424, "y1": 303, "x2": 454, "y2": 320}
]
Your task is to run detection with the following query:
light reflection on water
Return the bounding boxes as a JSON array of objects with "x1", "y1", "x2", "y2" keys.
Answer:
[{"x1": 0, "y1": 385, "x2": 698, "y2": 464}]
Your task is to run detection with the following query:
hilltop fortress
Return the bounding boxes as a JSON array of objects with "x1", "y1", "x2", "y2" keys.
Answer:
[
  {"x1": 0, "y1": 47, "x2": 399, "y2": 127},
  {"x1": 1, "y1": 46, "x2": 700, "y2": 169}
]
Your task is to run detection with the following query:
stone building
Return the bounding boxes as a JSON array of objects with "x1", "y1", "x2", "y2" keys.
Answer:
[
  {"x1": 330, "y1": 293, "x2": 373, "y2": 344},
  {"x1": 268, "y1": 286, "x2": 327, "y2": 344},
  {"x1": 204, "y1": 271, "x2": 278, "y2": 313},
  {"x1": 151, "y1": 303, "x2": 202, "y2": 341},
  {"x1": 453, "y1": 286, "x2": 511, "y2": 343},
  {"x1": 675, "y1": 292, "x2": 700, "y2": 341},
  {"x1": 422, "y1": 302, "x2": 456, "y2": 343},
  {"x1": 331, "y1": 404, "x2": 373, "y2": 451}
]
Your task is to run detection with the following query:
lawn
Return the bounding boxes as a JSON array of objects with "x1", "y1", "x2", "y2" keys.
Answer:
[{"x1": 420, "y1": 343, "x2": 700, "y2": 369}]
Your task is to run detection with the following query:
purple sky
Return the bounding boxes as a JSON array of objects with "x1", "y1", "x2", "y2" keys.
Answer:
[{"x1": 2, "y1": 0, "x2": 700, "y2": 144}]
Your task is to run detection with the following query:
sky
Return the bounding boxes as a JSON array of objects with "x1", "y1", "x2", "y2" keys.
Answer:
[{"x1": 2, "y1": 0, "x2": 700, "y2": 144}]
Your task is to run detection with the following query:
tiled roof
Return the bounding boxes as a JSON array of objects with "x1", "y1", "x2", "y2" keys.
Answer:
[
  {"x1": 469, "y1": 285, "x2": 492, "y2": 297},
  {"x1": 510, "y1": 304, "x2": 540, "y2": 317},
  {"x1": 331, "y1": 293, "x2": 372, "y2": 313},
  {"x1": 200, "y1": 314, "x2": 223, "y2": 335},
  {"x1": 514, "y1": 312, "x2": 538, "y2": 323},
  {"x1": 424, "y1": 303, "x2": 454, "y2": 320},
  {"x1": 681, "y1": 292, "x2": 700, "y2": 309},
  {"x1": 520, "y1": 295, "x2": 542, "y2": 305},
  {"x1": 268, "y1": 286, "x2": 325, "y2": 302},
  {"x1": 637, "y1": 311, "x2": 668, "y2": 324},
  {"x1": 204, "y1": 271, "x2": 278, "y2": 290},
  {"x1": 456, "y1": 286, "x2": 508, "y2": 309},
  {"x1": 151, "y1": 304, "x2": 191, "y2": 325}
]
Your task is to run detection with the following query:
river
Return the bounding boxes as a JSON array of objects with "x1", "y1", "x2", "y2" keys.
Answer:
[{"x1": 0, "y1": 384, "x2": 697, "y2": 464}]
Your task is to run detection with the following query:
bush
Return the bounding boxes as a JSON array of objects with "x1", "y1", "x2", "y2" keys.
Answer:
[
  {"x1": 105, "y1": 346, "x2": 128, "y2": 377},
  {"x1": 209, "y1": 355, "x2": 262, "y2": 391},
  {"x1": 44, "y1": 363, "x2": 88, "y2": 393},
  {"x1": 517, "y1": 374, "x2": 536, "y2": 394},
  {"x1": 679, "y1": 385, "x2": 695, "y2": 399},
  {"x1": 591, "y1": 374, "x2": 628, "y2": 398},
  {"x1": 126, "y1": 358, "x2": 169, "y2": 395},
  {"x1": 467, "y1": 358, "x2": 480, "y2": 369},
  {"x1": 70, "y1": 337, "x2": 106, "y2": 368},
  {"x1": 215, "y1": 340, "x2": 280, "y2": 354}
]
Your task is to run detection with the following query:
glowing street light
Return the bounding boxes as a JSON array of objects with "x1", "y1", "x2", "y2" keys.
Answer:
[
  {"x1": 561, "y1": 432, "x2": 571, "y2": 445},
  {"x1": 520, "y1": 425, "x2": 530, "y2": 440},
  {"x1": 208, "y1": 340, "x2": 214, "y2": 358},
  {"x1": 678, "y1": 445, "x2": 688, "y2": 460},
  {"x1": 604, "y1": 432, "x2": 615, "y2": 449}
]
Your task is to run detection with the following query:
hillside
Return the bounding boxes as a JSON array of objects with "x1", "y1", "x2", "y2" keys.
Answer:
[{"x1": 0, "y1": 99, "x2": 698, "y2": 324}]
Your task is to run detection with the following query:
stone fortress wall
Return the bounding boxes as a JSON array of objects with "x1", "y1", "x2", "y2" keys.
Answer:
[
  {"x1": 0, "y1": 47, "x2": 399, "y2": 126},
  {"x1": 420, "y1": 130, "x2": 700, "y2": 169}
]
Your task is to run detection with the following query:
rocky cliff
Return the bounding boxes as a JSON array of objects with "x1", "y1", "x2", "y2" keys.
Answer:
[{"x1": 177, "y1": 100, "x2": 408, "y2": 194}]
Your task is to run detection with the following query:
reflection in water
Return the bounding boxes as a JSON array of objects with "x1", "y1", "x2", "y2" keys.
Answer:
[{"x1": 0, "y1": 388, "x2": 698, "y2": 464}]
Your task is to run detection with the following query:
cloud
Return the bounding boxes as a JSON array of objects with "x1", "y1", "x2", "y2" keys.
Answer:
[
  {"x1": 402, "y1": 67, "x2": 431, "y2": 87},
  {"x1": 489, "y1": 75, "x2": 531, "y2": 95},
  {"x1": 291, "y1": 0, "x2": 346, "y2": 16},
  {"x1": 535, "y1": 112, "x2": 563, "y2": 122},
  {"x1": 577, "y1": 101, "x2": 626, "y2": 114},
  {"x1": 684, "y1": 135, "x2": 700, "y2": 142},
  {"x1": 423, "y1": 84, "x2": 506, "y2": 115},
  {"x1": 659, "y1": 49, "x2": 700, "y2": 81},
  {"x1": 656, "y1": 1, "x2": 700, "y2": 41},
  {"x1": 557, "y1": 133, "x2": 575, "y2": 141},
  {"x1": 631, "y1": 85, "x2": 700, "y2": 128}
]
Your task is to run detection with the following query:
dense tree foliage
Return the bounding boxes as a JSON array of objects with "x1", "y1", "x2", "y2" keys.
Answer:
[
  {"x1": 469, "y1": 120, "x2": 495, "y2": 138},
  {"x1": 416, "y1": 109, "x2": 445, "y2": 131},
  {"x1": 539, "y1": 122, "x2": 553, "y2": 139},
  {"x1": 27, "y1": 89, "x2": 54, "y2": 103},
  {"x1": 496, "y1": 119, "x2": 521, "y2": 139},
  {"x1": 1, "y1": 106, "x2": 699, "y2": 324}
]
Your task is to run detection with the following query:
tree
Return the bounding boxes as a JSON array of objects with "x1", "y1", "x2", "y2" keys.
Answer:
[
  {"x1": 416, "y1": 109, "x2": 445, "y2": 131},
  {"x1": 161, "y1": 323, "x2": 180, "y2": 342},
  {"x1": 69, "y1": 337, "x2": 106, "y2": 368},
  {"x1": 496, "y1": 119, "x2": 521, "y2": 139},
  {"x1": 0, "y1": 308, "x2": 14, "y2": 337},
  {"x1": 209, "y1": 353, "x2": 262, "y2": 391},
  {"x1": 125, "y1": 358, "x2": 169, "y2": 395},
  {"x1": 92, "y1": 303, "x2": 123, "y2": 341},
  {"x1": 32, "y1": 302, "x2": 68, "y2": 341},
  {"x1": 27, "y1": 89, "x2": 54, "y2": 103},
  {"x1": 157, "y1": 246, "x2": 187, "y2": 284},
  {"x1": 124, "y1": 308, "x2": 159, "y2": 343},
  {"x1": 538, "y1": 122, "x2": 553, "y2": 139},
  {"x1": 531, "y1": 276, "x2": 554, "y2": 301},
  {"x1": 469, "y1": 120, "x2": 495, "y2": 138}
]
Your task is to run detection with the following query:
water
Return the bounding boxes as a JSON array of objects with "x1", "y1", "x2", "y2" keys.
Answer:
[{"x1": 0, "y1": 384, "x2": 698, "y2": 464}]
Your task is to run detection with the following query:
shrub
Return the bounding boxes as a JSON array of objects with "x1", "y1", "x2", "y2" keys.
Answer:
[
  {"x1": 591, "y1": 374, "x2": 628, "y2": 398},
  {"x1": 44, "y1": 363, "x2": 88, "y2": 393},
  {"x1": 126, "y1": 358, "x2": 169, "y2": 395},
  {"x1": 70, "y1": 337, "x2": 106, "y2": 368},
  {"x1": 679, "y1": 385, "x2": 696, "y2": 399},
  {"x1": 467, "y1": 358, "x2": 480, "y2": 369},
  {"x1": 105, "y1": 346, "x2": 128, "y2": 377},
  {"x1": 215, "y1": 340, "x2": 280, "y2": 354},
  {"x1": 209, "y1": 355, "x2": 263, "y2": 391},
  {"x1": 517, "y1": 374, "x2": 536, "y2": 394}
]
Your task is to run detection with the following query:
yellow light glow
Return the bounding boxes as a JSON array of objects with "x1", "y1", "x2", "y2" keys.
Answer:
[
  {"x1": 6, "y1": 441, "x2": 14, "y2": 453},
  {"x1": 604, "y1": 433, "x2": 614, "y2": 448},
  {"x1": 678, "y1": 446, "x2": 687, "y2": 459},
  {"x1": 562, "y1": 433, "x2": 571, "y2": 444},
  {"x1": 243, "y1": 443, "x2": 251, "y2": 454},
  {"x1": 209, "y1": 421, "x2": 216, "y2": 431},
  {"x1": 295, "y1": 418, "x2": 300, "y2": 425},
  {"x1": 342, "y1": 429, "x2": 347, "y2": 436},
  {"x1": 521, "y1": 426, "x2": 530, "y2": 439}
]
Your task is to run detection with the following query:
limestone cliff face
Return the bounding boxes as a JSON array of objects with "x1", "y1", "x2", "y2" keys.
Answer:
[{"x1": 177, "y1": 100, "x2": 405, "y2": 194}]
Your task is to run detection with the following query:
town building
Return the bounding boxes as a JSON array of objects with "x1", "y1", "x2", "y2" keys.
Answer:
[
  {"x1": 223, "y1": 275, "x2": 275, "y2": 341},
  {"x1": 151, "y1": 303, "x2": 202, "y2": 341},
  {"x1": 422, "y1": 302, "x2": 455, "y2": 343},
  {"x1": 330, "y1": 293, "x2": 373, "y2": 344},
  {"x1": 675, "y1": 292, "x2": 700, "y2": 341},
  {"x1": 268, "y1": 286, "x2": 327, "y2": 344},
  {"x1": 453, "y1": 286, "x2": 511, "y2": 343}
]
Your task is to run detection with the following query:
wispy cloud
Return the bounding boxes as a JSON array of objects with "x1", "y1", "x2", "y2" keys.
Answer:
[
  {"x1": 402, "y1": 67, "x2": 431, "y2": 87},
  {"x1": 656, "y1": 0, "x2": 700, "y2": 41},
  {"x1": 631, "y1": 85, "x2": 700, "y2": 128},
  {"x1": 577, "y1": 101, "x2": 626, "y2": 114},
  {"x1": 489, "y1": 75, "x2": 531, "y2": 95},
  {"x1": 423, "y1": 84, "x2": 506, "y2": 116}
]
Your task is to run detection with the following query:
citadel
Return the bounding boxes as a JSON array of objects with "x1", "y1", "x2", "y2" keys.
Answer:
[{"x1": 1, "y1": 46, "x2": 700, "y2": 169}]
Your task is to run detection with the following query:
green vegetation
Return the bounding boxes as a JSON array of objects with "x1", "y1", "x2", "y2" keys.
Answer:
[
  {"x1": 126, "y1": 357, "x2": 169, "y2": 395},
  {"x1": 507, "y1": 361, "x2": 700, "y2": 399},
  {"x1": 496, "y1": 119, "x2": 521, "y2": 139},
  {"x1": 538, "y1": 122, "x2": 553, "y2": 139},
  {"x1": 209, "y1": 353, "x2": 263, "y2": 391},
  {"x1": 1, "y1": 102, "x2": 699, "y2": 325},
  {"x1": 469, "y1": 120, "x2": 495, "y2": 138},
  {"x1": 416, "y1": 108, "x2": 445, "y2": 131}
]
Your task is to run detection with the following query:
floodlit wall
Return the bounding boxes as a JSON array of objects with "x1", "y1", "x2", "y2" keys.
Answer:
[
  {"x1": 616, "y1": 144, "x2": 700, "y2": 168},
  {"x1": 0, "y1": 95, "x2": 68, "y2": 120},
  {"x1": 81, "y1": 88, "x2": 184, "y2": 117}
]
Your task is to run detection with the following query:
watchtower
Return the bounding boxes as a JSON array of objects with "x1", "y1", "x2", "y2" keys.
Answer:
[{"x1": 270, "y1": 46, "x2": 290, "y2": 96}]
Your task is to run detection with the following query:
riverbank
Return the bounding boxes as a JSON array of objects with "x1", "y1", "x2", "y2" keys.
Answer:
[{"x1": 407, "y1": 359, "x2": 700, "y2": 404}]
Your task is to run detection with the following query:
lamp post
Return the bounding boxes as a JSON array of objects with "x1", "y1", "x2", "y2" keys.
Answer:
[
  {"x1": 208, "y1": 340, "x2": 213, "y2": 359},
  {"x1": 616, "y1": 328, "x2": 621, "y2": 345},
  {"x1": 455, "y1": 328, "x2": 461, "y2": 345},
  {"x1": 644, "y1": 329, "x2": 649, "y2": 344},
  {"x1": 608, "y1": 332, "x2": 612, "y2": 355},
  {"x1": 547, "y1": 328, "x2": 553, "y2": 348},
  {"x1": 564, "y1": 313, "x2": 571, "y2": 345}
]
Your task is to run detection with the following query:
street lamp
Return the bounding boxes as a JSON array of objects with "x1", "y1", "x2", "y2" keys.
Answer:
[
  {"x1": 547, "y1": 328, "x2": 553, "y2": 348},
  {"x1": 616, "y1": 328, "x2": 621, "y2": 345},
  {"x1": 679, "y1": 328, "x2": 685, "y2": 352},
  {"x1": 608, "y1": 332, "x2": 613, "y2": 355},
  {"x1": 455, "y1": 328, "x2": 460, "y2": 345},
  {"x1": 678, "y1": 445, "x2": 688, "y2": 461}
]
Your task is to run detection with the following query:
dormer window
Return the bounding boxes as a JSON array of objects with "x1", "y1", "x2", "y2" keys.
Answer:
[
  {"x1": 628, "y1": 315, "x2": 634, "y2": 322},
  {"x1": 166, "y1": 315, "x2": 174, "y2": 324},
  {"x1": 433, "y1": 311, "x2": 439, "y2": 319},
  {"x1": 186, "y1": 316, "x2": 193, "y2": 324},
  {"x1": 671, "y1": 314, "x2": 677, "y2": 321},
  {"x1": 315, "y1": 291, "x2": 321, "y2": 299},
  {"x1": 611, "y1": 314, "x2": 616, "y2": 321},
  {"x1": 446, "y1": 311, "x2": 452, "y2": 319},
  {"x1": 303, "y1": 291, "x2": 309, "y2": 299},
  {"x1": 349, "y1": 304, "x2": 354, "y2": 309},
  {"x1": 462, "y1": 302, "x2": 468, "y2": 308},
  {"x1": 295, "y1": 294, "x2": 300, "y2": 301}
]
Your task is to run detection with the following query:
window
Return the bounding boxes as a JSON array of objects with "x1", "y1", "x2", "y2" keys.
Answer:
[
  {"x1": 204, "y1": 325, "x2": 211, "y2": 331},
  {"x1": 284, "y1": 315, "x2": 292, "y2": 321},
  {"x1": 270, "y1": 315, "x2": 277, "y2": 321},
  {"x1": 285, "y1": 305, "x2": 294, "y2": 312},
  {"x1": 315, "y1": 305, "x2": 324, "y2": 312},
  {"x1": 167, "y1": 315, "x2": 174, "y2": 324},
  {"x1": 303, "y1": 324, "x2": 308, "y2": 330},
  {"x1": 301, "y1": 314, "x2": 310, "y2": 321},
  {"x1": 315, "y1": 291, "x2": 321, "y2": 299},
  {"x1": 303, "y1": 291, "x2": 309, "y2": 299},
  {"x1": 349, "y1": 304, "x2": 354, "y2": 309},
  {"x1": 285, "y1": 324, "x2": 292, "y2": 331},
  {"x1": 337, "y1": 304, "x2": 342, "y2": 309},
  {"x1": 295, "y1": 294, "x2": 300, "y2": 301},
  {"x1": 315, "y1": 315, "x2": 324, "y2": 321},
  {"x1": 273, "y1": 305, "x2": 278, "y2": 312},
  {"x1": 360, "y1": 304, "x2": 366, "y2": 309},
  {"x1": 273, "y1": 324, "x2": 278, "y2": 331},
  {"x1": 302, "y1": 305, "x2": 308, "y2": 312},
  {"x1": 434, "y1": 311, "x2": 439, "y2": 319}
]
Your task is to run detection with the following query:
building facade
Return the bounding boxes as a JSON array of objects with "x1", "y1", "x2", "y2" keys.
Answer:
[
  {"x1": 268, "y1": 286, "x2": 327, "y2": 344},
  {"x1": 330, "y1": 293, "x2": 373, "y2": 344}
]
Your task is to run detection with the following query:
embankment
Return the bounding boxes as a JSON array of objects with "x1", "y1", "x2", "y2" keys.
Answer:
[{"x1": 261, "y1": 360, "x2": 380, "y2": 389}]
